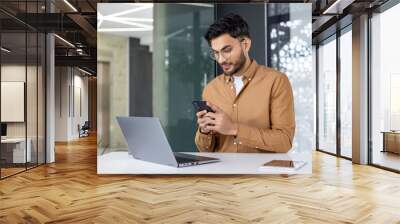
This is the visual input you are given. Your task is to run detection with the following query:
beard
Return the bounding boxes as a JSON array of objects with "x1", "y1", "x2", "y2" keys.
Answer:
[{"x1": 220, "y1": 51, "x2": 247, "y2": 76}]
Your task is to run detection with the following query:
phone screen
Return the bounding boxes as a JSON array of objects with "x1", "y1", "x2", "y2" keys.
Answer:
[
  {"x1": 262, "y1": 160, "x2": 294, "y2": 168},
  {"x1": 192, "y1": 101, "x2": 215, "y2": 113}
]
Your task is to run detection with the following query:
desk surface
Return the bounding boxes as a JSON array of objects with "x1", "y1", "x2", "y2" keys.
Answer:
[{"x1": 98, "y1": 151, "x2": 312, "y2": 175}]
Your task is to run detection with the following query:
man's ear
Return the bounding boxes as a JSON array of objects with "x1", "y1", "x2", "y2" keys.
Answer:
[{"x1": 243, "y1": 37, "x2": 252, "y2": 54}]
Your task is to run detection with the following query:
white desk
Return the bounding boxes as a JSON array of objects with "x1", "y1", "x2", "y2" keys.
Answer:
[
  {"x1": 98, "y1": 152, "x2": 312, "y2": 175},
  {"x1": 1, "y1": 138, "x2": 31, "y2": 163}
]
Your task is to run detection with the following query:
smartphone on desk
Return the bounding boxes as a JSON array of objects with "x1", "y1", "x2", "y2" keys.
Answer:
[
  {"x1": 192, "y1": 100, "x2": 215, "y2": 113},
  {"x1": 258, "y1": 160, "x2": 307, "y2": 172}
]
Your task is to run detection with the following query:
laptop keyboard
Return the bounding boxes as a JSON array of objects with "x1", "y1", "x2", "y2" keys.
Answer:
[{"x1": 175, "y1": 155, "x2": 198, "y2": 164}]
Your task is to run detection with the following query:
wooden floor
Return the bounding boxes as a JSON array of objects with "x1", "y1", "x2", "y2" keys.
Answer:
[
  {"x1": 373, "y1": 150, "x2": 400, "y2": 171},
  {"x1": 1, "y1": 167, "x2": 26, "y2": 178},
  {"x1": 1, "y1": 135, "x2": 400, "y2": 224}
]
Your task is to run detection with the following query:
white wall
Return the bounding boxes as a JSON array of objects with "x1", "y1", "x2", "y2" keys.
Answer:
[
  {"x1": 55, "y1": 66, "x2": 69, "y2": 141},
  {"x1": 1, "y1": 65, "x2": 40, "y2": 138},
  {"x1": 55, "y1": 67, "x2": 89, "y2": 141},
  {"x1": 1, "y1": 64, "x2": 46, "y2": 164}
]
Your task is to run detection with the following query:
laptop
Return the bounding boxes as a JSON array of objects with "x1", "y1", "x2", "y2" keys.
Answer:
[{"x1": 117, "y1": 116, "x2": 220, "y2": 167}]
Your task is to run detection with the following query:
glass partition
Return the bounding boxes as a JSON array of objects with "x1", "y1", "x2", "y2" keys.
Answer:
[
  {"x1": 97, "y1": 3, "x2": 214, "y2": 153},
  {"x1": 153, "y1": 4, "x2": 215, "y2": 151},
  {"x1": 0, "y1": 1, "x2": 46, "y2": 179},
  {"x1": 370, "y1": 3, "x2": 400, "y2": 171},
  {"x1": 266, "y1": 3, "x2": 313, "y2": 153},
  {"x1": 1, "y1": 30, "x2": 28, "y2": 177},
  {"x1": 339, "y1": 27, "x2": 352, "y2": 158},
  {"x1": 317, "y1": 36, "x2": 337, "y2": 155}
]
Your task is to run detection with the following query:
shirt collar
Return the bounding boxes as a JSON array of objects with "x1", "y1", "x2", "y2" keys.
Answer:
[{"x1": 224, "y1": 59, "x2": 258, "y2": 83}]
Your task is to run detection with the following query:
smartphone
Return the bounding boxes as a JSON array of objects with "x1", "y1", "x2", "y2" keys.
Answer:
[
  {"x1": 261, "y1": 160, "x2": 306, "y2": 170},
  {"x1": 192, "y1": 100, "x2": 215, "y2": 113}
]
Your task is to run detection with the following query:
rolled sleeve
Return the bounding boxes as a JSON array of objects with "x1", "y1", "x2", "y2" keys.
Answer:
[{"x1": 195, "y1": 128, "x2": 216, "y2": 152}]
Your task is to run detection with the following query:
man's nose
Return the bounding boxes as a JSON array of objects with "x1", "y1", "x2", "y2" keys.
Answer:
[{"x1": 217, "y1": 55, "x2": 226, "y2": 64}]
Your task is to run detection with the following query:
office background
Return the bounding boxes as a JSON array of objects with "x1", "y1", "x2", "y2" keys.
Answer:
[
  {"x1": 1, "y1": 0, "x2": 399, "y2": 178},
  {"x1": 0, "y1": 1, "x2": 46, "y2": 178},
  {"x1": 97, "y1": 3, "x2": 313, "y2": 155},
  {"x1": 0, "y1": 0, "x2": 97, "y2": 179},
  {"x1": 314, "y1": 2, "x2": 400, "y2": 171},
  {"x1": 1, "y1": 2, "x2": 400, "y2": 222}
]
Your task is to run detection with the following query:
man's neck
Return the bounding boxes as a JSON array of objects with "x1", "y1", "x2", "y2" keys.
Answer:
[{"x1": 232, "y1": 58, "x2": 251, "y2": 77}]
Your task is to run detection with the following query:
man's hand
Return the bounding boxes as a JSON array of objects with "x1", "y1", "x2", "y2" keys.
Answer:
[
  {"x1": 196, "y1": 110, "x2": 213, "y2": 134},
  {"x1": 205, "y1": 102, "x2": 238, "y2": 136}
]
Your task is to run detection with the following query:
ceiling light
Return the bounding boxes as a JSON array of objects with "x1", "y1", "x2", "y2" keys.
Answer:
[
  {"x1": 105, "y1": 4, "x2": 153, "y2": 18},
  {"x1": 98, "y1": 27, "x2": 153, "y2": 32},
  {"x1": 54, "y1": 34, "x2": 75, "y2": 48},
  {"x1": 179, "y1": 3, "x2": 213, "y2": 7},
  {"x1": 78, "y1": 67, "x2": 93, "y2": 76},
  {"x1": 322, "y1": 0, "x2": 354, "y2": 15},
  {"x1": 63, "y1": 0, "x2": 78, "y2": 12},
  {"x1": 102, "y1": 17, "x2": 152, "y2": 29},
  {"x1": 1, "y1": 47, "x2": 11, "y2": 53},
  {"x1": 103, "y1": 17, "x2": 153, "y2": 23}
]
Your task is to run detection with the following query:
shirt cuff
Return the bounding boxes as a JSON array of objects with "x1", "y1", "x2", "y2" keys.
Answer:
[{"x1": 197, "y1": 129, "x2": 214, "y2": 150}]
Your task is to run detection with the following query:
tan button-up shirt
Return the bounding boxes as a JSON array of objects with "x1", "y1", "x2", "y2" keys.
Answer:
[{"x1": 195, "y1": 59, "x2": 295, "y2": 153}]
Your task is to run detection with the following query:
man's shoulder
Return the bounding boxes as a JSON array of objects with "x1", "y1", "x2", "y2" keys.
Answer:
[
  {"x1": 256, "y1": 64, "x2": 288, "y2": 80},
  {"x1": 204, "y1": 74, "x2": 226, "y2": 91}
]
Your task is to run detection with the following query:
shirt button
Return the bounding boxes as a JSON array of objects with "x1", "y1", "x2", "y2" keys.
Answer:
[{"x1": 233, "y1": 142, "x2": 237, "y2": 145}]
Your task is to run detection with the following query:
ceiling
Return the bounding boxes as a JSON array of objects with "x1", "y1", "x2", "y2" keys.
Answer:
[
  {"x1": 0, "y1": 0, "x2": 394, "y2": 75},
  {"x1": 97, "y1": 3, "x2": 154, "y2": 51}
]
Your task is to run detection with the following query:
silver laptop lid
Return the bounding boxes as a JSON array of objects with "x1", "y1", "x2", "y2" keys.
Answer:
[{"x1": 117, "y1": 116, "x2": 178, "y2": 167}]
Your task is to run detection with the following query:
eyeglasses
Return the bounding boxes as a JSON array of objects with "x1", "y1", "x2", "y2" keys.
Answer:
[
  {"x1": 209, "y1": 38, "x2": 245, "y2": 61},
  {"x1": 209, "y1": 46, "x2": 233, "y2": 61}
]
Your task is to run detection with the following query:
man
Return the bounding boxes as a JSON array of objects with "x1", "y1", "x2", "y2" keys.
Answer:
[{"x1": 195, "y1": 13, "x2": 296, "y2": 153}]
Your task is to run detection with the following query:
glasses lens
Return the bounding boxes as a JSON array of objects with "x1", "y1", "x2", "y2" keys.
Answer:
[
  {"x1": 209, "y1": 50, "x2": 217, "y2": 60},
  {"x1": 221, "y1": 48, "x2": 231, "y2": 60}
]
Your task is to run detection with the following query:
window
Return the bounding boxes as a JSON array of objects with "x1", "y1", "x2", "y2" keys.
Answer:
[
  {"x1": 317, "y1": 36, "x2": 337, "y2": 154},
  {"x1": 340, "y1": 28, "x2": 352, "y2": 158},
  {"x1": 267, "y1": 3, "x2": 313, "y2": 153},
  {"x1": 0, "y1": 1, "x2": 46, "y2": 179},
  {"x1": 370, "y1": 3, "x2": 400, "y2": 171},
  {"x1": 153, "y1": 4, "x2": 215, "y2": 151}
]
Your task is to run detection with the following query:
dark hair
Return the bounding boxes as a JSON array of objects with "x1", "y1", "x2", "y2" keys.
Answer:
[{"x1": 204, "y1": 13, "x2": 250, "y2": 45}]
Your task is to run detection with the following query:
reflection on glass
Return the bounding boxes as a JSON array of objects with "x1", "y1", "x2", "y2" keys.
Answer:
[
  {"x1": 97, "y1": 3, "x2": 214, "y2": 153},
  {"x1": 27, "y1": 31, "x2": 38, "y2": 169},
  {"x1": 340, "y1": 29, "x2": 352, "y2": 158},
  {"x1": 0, "y1": 1, "x2": 46, "y2": 179},
  {"x1": 153, "y1": 4, "x2": 215, "y2": 152},
  {"x1": 38, "y1": 32, "x2": 46, "y2": 165},
  {"x1": 267, "y1": 4, "x2": 313, "y2": 152},
  {"x1": 1, "y1": 31, "x2": 28, "y2": 177},
  {"x1": 318, "y1": 37, "x2": 337, "y2": 154},
  {"x1": 371, "y1": 4, "x2": 400, "y2": 171}
]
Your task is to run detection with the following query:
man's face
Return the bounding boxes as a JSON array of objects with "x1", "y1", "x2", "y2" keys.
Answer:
[{"x1": 210, "y1": 34, "x2": 249, "y2": 76}]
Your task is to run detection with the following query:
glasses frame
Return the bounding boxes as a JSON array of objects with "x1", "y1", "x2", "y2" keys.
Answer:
[{"x1": 209, "y1": 38, "x2": 245, "y2": 61}]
